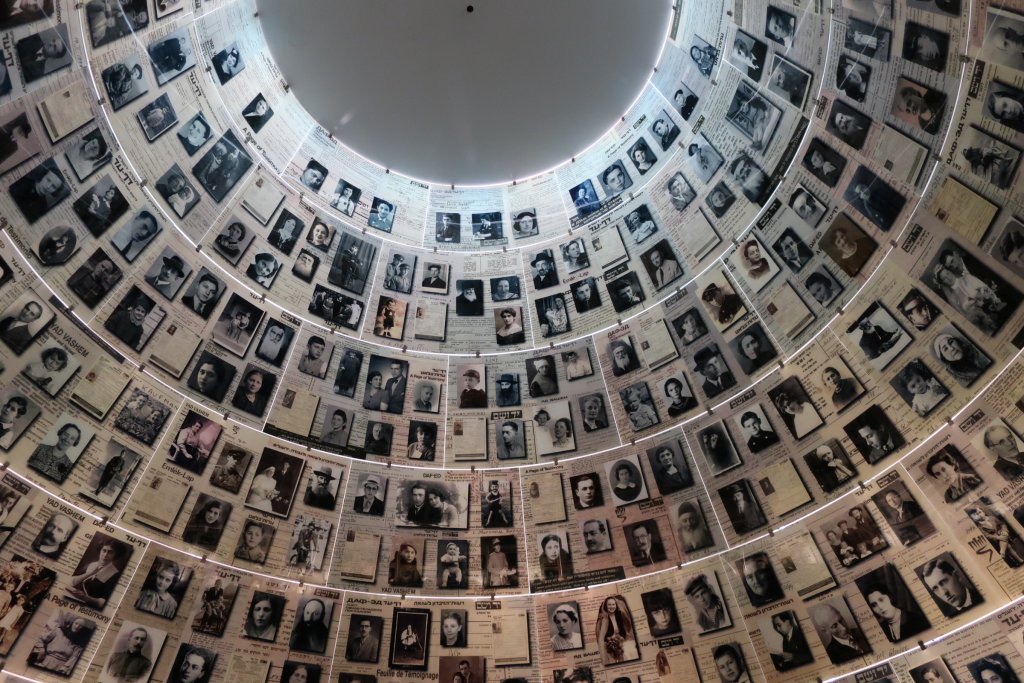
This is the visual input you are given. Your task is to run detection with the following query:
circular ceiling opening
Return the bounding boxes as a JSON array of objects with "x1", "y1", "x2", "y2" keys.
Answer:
[{"x1": 260, "y1": 0, "x2": 669, "y2": 186}]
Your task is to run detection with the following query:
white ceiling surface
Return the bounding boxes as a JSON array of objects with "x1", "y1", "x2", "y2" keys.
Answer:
[{"x1": 259, "y1": 0, "x2": 670, "y2": 186}]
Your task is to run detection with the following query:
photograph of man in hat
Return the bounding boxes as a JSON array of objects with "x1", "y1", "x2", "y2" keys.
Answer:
[
  {"x1": 353, "y1": 474, "x2": 386, "y2": 516},
  {"x1": 144, "y1": 251, "x2": 188, "y2": 299},
  {"x1": 495, "y1": 374, "x2": 520, "y2": 407},
  {"x1": 304, "y1": 465, "x2": 338, "y2": 510},
  {"x1": 531, "y1": 251, "x2": 558, "y2": 289},
  {"x1": 694, "y1": 345, "x2": 736, "y2": 399}
]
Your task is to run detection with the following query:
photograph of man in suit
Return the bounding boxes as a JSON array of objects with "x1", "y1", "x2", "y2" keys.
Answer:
[
  {"x1": 0, "y1": 298, "x2": 46, "y2": 354},
  {"x1": 919, "y1": 555, "x2": 983, "y2": 617},
  {"x1": 181, "y1": 272, "x2": 220, "y2": 318},
  {"x1": 810, "y1": 602, "x2": 870, "y2": 664},
  {"x1": 16, "y1": 27, "x2": 68, "y2": 82},
  {"x1": 144, "y1": 254, "x2": 186, "y2": 298},
  {"x1": 353, "y1": 475, "x2": 385, "y2": 516}
]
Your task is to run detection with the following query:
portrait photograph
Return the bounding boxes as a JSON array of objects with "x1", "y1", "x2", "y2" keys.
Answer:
[
  {"x1": 903, "y1": 22, "x2": 949, "y2": 71},
  {"x1": 389, "y1": 607, "x2": 431, "y2": 669},
  {"x1": 208, "y1": 444, "x2": 254, "y2": 495},
  {"x1": 642, "y1": 238, "x2": 684, "y2": 290},
  {"x1": 697, "y1": 419, "x2": 742, "y2": 475},
  {"x1": 843, "y1": 165, "x2": 907, "y2": 232},
  {"x1": 836, "y1": 54, "x2": 872, "y2": 102},
  {"x1": 767, "y1": 376, "x2": 824, "y2": 440},
  {"x1": 211, "y1": 217, "x2": 256, "y2": 265},
  {"x1": 27, "y1": 413, "x2": 95, "y2": 484},
  {"x1": 718, "y1": 479, "x2": 767, "y2": 534},
  {"x1": 570, "y1": 277, "x2": 602, "y2": 313},
  {"x1": 16, "y1": 24, "x2": 73, "y2": 84},
  {"x1": 805, "y1": 267, "x2": 843, "y2": 307},
  {"x1": 26, "y1": 611, "x2": 95, "y2": 676},
  {"x1": 177, "y1": 111, "x2": 213, "y2": 156},
  {"x1": 930, "y1": 324, "x2": 994, "y2": 387},
  {"x1": 244, "y1": 447, "x2": 304, "y2": 518},
  {"x1": 968, "y1": 656, "x2": 1023, "y2": 683},
  {"x1": 757, "y1": 610, "x2": 814, "y2": 672},
  {"x1": 213, "y1": 294, "x2": 264, "y2": 357},
  {"x1": 97, "y1": 621, "x2": 166, "y2": 683},
  {"x1": 436, "y1": 541, "x2": 470, "y2": 590},
  {"x1": 683, "y1": 572, "x2": 733, "y2": 634},
  {"x1": 725, "y1": 81, "x2": 782, "y2": 151},
  {"x1": 435, "y1": 212, "x2": 461, "y2": 243},
  {"x1": 103, "y1": 286, "x2": 165, "y2": 353},
  {"x1": 914, "y1": 552, "x2": 983, "y2": 617},
  {"x1": 696, "y1": 270, "x2": 747, "y2": 332},
  {"x1": 168, "y1": 409, "x2": 222, "y2": 474},
  {"x1": 230, "y1": 364, "x2": 277, "y2": 418},
  {"x1": 598, "y1": 160, "x2": 633, "y2": 198},
  {"x1": 790, "y1": 184, "x2": 828, "y2": 228},
  {"x1": 330, "y1": 233, "x2": 376, "y2": 296},
  {"x1": 102, "y1": 57, "x2": 150, "y2": 111},
  {"x1": 924, "y1": 239, "x2": 1020, "y2": 337},
  {"x1": 817, "y1": 503, "x2": 888, "y2": 568},
  {"x1": 186, "y1": 351, "x2": 236, "y2": 403},
  {"x1": 137, "y1": 94, "x2": 178, "y2": 142},
  {"x1": 65, "y1": 532, "x2": 132, "y2": 609},
  {"x1": 267, "y1": 208, "x2": 305, "y2": 256},
  {"x1": 891, "y1": 77, "x2": 946, "y2": 135},
  {"x1": 0, "y1": 111, "x2": 42, "y2": 178},
  {"x1": 980, "y1": 7, "x2": 1024, "y2": 70},
  {"x1": 672, "y1": 499, "x2": 715, "y2": 554},
  {"x1": 891, "y1": 358, "x2": 949, "y2": 417},
  {"x1": 181, "y1": 493, "x2": 232, "y2": 551},
  {"x1": 31, "y1": 510, "x2": 79, "y2": 559},
  {"x1": 252, "y1": 319, "x2": 294, "y2": 367},
  {"x1": 481, "y1": 535, "x2": 519, "y2": 588},
  {"x1": 826, "y1": 99, "x2": 871, "y2": 149},
  {"x1": 650, "y1": 109, "x2": 681, "y2": 150},
  {"x1": 9, "y1": 158, "x2": 70, "y2": 224},
  {"x1": 957, "y1": 125, "x2": 1022, "y2": 190},
  {"x1": 0, "y1": 481, "x2": 30, "y2": 548},
  {"x1": 803, "y1": 137, "x2": 848, "y2": 187},
  {"x1": 547, "y1": 601, "x2": 584, "y2": 652},
  {"x1": 808, "y1": 596, "x2": 872, "y2": 665},
  {"x1": 730, "y1": 29, "x2": 768, "y2": 80},
  {"x1": 605, "y1": 454, "x2": 650, "y2": 506},
  {"x1": 845, "y1": 17, "x2": 891, "y2": 59},
  {"x1": 734, "y1": 235, "x2": 778, "y2": 292},
  {"x1": 287, "y1": 516, "x2": 330, "y2": 572},
  {"x1": 734, "y1": 551, "x2": 785, "y2": 607},
  {"x1": 0, "y1": 389, "x2": 41, "y2": 451},
  {"x1": 471, "y1": 210, "x2": 502, "y2": 239},
  {"x1": 646, "y1": 438, "x2": 693, "y2": 495},
  {"x1": 619, "y1": 381, "x2": 661, "y2": 432},
  {"x1": 241, "y1": 93, "x2": 274, "y2": 134},
  {"x1": 345, "y1": 614, "x2": 383, "y2": 663},
  {"x1": 372, "y1": 296, "x2": 407, "y2": 340},
  {"x1": 871, "y1": 476, "x2": 936, "y2": 547},
  {"x1": 292, "y1": 248, "x2": 320, "y2": 282},
  {"x1": 666, "y1": 170, "x2": 696, "y2": 212},
  {"x1": 148, "y1": 27, "x2": 195, "y2": 85},
  {"x1": 844, "y1": 404, "x2": 906, "y2": 465},
  {"x1": 628, "y1": 136, "x2": 658, "y2": 175},
  {"x1": 192, "y1": 131, "x2": 253, "y2": 203},
  {"x1": 241, "y1": 591, "x2": 285, "y2": 642},
  {"x1": 142, "y1": 247, "x2": 191, "y2": 301},
  {"x1": 805, "y1": 442, "x2": 854, "y2": 497},
  {"x1": 134, "y1": 556, "x2": 192, "y2": 620},
  {"x1": 856, "y1": 564, "x2": 931, "y2": 644},
  {"x1": 845, "y1": 301, "x2": 911, "y2": 371},
  {"x1": 641, "y1": 588, "x2": 682, "y2": 637},
  {"x1": 234, "y1": 518, "x2": 275, "y2": 565},
  {"x1": 65, "y1": 127, "x2": 112, "y2": 181},
  {"x1": 732, "y1": 403, "x2": 780, "y2": 454}
]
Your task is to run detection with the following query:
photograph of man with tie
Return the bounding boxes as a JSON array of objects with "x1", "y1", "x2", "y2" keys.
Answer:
[
  {"x1": 181, "y1": 270, "x2": 223, "y2": 319},
  {"x1": 0, "y1": 295, "x2": 51, "y2": 355}
]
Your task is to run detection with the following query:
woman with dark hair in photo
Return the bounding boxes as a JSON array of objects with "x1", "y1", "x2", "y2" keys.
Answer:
[
  {"x1": 212, "y1": 47, "x2": 242, "y2": 83},
  {"x1": 969, "y1": 656, "x2": 1022, "y2": 683},
  {"x1": 242, "y1": 95, "x2": 273, "y2": 132},
  {"x1": 179, "y1": 116, "x2": 211, "y2": 155},
  {"x1": 630, "y1": 140, "x2": 657, "y2": 174},
  {"x1": 596, "y1": 596, "x2": 638, "y2": 664},
  {"x1": 362, "y1": 371, "x2": 388, "y2": 410},
  {"x1": 182, "y1": 498, "x2": 228, "y2": 548},
  {"x1": 821, "y1": 366, "x2": 859, "y2": 408},
  {"x1": 440, "y1": 611, "x2": 467, "y2": 648},
  {"x1": 67, "y1": 539, "x2": 126, "y2": 608},
  {"x1": 406, "y1": 424, "x2": 436, "y2": 461},
  {"x1": 243, "y1": 593, "x2": 279, "y2": 641},
  {"x1": 927, "y1": 450, "x2": 982, "y2": 503},
  {"x1": 772, "y1": 387, "x2": 819, "y2": 439},
  {"x1": 496, "y1": 307, "x2": 526, "y2": 345},
  {"x1": 987, "y1": 87, "x2": 1024, "y2": 132},
  {"x1": 538, "y1": 534, "x2": 573, "y2": 580},
  {"x1": 664, "y1": 377, "x2": 696, "y2": 416},
  {"x1": 612, "y1": 463, "x2": 642, "y2": 502},
  {"x1": 740, "y1": 239, "x2": 771, "y2": 280},
  {"x1": 23, "y1": 346, "x2": 69, "y2": 390},
  {"x1": 135, "y1": 561, "x2": 181, "y2": 617},
  {"x1": 388, "y1": 543, "x2": 423, "y2": 587},
  {"x1": 28, "y1": 614, "x2": 91, "y2": 675},
  {"x1": 512, "y1": 210, "x2": 538, "y2": 238},
  {"x1": 232, "y1": 368, "x2": 269, "y2": 415},
  {"x1": 713, "y1": 644, "x2": 751, "y2": 683},
  {"x1": 932, "y1": 332, "x2": 991, "y2": 387}
]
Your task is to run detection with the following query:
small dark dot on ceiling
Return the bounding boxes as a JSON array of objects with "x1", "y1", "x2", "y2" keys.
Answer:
[{"x1": 466, "y1": 5, "x2": 474, "y2": 12}]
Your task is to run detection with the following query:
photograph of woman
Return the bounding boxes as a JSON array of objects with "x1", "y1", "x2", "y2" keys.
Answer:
[
  {"x1": 182, "y1": 495, "x2": 231, "y2": 550},
  {"x1": 134, "y1": 559, "x2": 188, "y2": 619},
  {"x1": 537, "y1": 533, "x2": 573, "y2": 581},
  {"x1": 27, "y1": 612, "x2": 94, "y2": 676},
  {"x1": 242, "y1": 94, "x2": 274, "y2": 133},
  {"x1": 439, "y1": 610, "x2": 467, "y2": 648},
  {"x1": 595, "y1": 596, "x2": 640, "y2": 665},
  {"x1": 242, "y1": 591, "x2": 283, "y2": 641},
  {"x1": 548, "y1": 603, "x2": 583, "y2": 651},
  {"x1": 66, "y1": 534, "x2": 131, "y2": 609},
  {"x1": 231, "y1": 366, "x2": 275, "y2": 417},
  {"x1": 495, "y1": 307, "x2": 526, "y2": 345}
]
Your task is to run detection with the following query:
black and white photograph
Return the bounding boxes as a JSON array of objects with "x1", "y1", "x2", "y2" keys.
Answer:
[
  {"x1": 684, "y1": 572, "x2": 733, "y2": 633},
  {"x1": 910, "y1": 660, "x2": 958, "y2": 683},
  {"x1": 372, "y1": 296, "x2": 406, "y2": 340},
  {"x1": 167, "y1": 643, "x2": 218, "y2": 683},
  {"x1": 826, "y1": 100, "x2": 871, "y2": 149},
  {"x1": 803, "y1": 137, "x2": 847, "y2": 187},
  {"x1": 245, "y1": 447, "x2": 305, "y2": 518},
  {"x1": 925, "y1": 239, "x2": 1020, "y2": 337},
  {"x1": 134, "y1": 557, "x2": 192, "y2": 620},
  {"x1": 33, "y1": 224, "x2": 77, "y2": 267},
  {"x1": 672, "y1": 307, "x2": 709, "y2": 346},
  {"x1": 686, "y1": 133, "x2": 724, "y2": 183},
  {"x1": 836, "y1": 54, "x2": 872, "y2": 102},
  {"x1": 192, "y1": 131, "x2": 253, "y2": 203},
  {"x1": 22, "y1": 343, "x2": 79, "y2": 400},
  {"x1": 16, "y1": 24, "x2": 72, "y2": 84},
  {"x1": 177, "y1": 112, "x2": 213, "y2": 156},
  {"x1": 718, "y1": 479, "x2": 767, "y2": 534},
  {"x1": 331, "y1": 347, "x2": 363, "y2": 398},
  {"x1": 242, "y1": 94, "x2": 274, "y2": 133},
  {"x1": 395, "y1": 479, "x2": 469, "y2": 528},
  {"x1": 536, "y1": 294, "x2": 570, "y2": 337},
  {"x1": 489, "y1": 275, "x2": 520, "y2": 302},
  {"x1": 345, "y1": 614, "x2": 383, "y2": 663},
  {"x1": 641, "y1": 588, "x2": 682, "y2": 637},
  {"x1": 666, "y1": 171, "x2": 697, "y2": 211},
  {"x1": 103, "y1": 286, "x2": 165, "y2": 352},
  {"x1": 102, "y1": 57, "x2": 149, "y2": 110},
  {"x1": 872, "y1": 477, "x2": 936, "y2": 547},
  {"x1": 817, "y1": 504, "x2": 887, "y2": 567},
  {"x1": 693, "y1": 344, "x2": 738, "y2": 399},
  {"x1": 455, "y1": 279, "x2": 484, "y2": 316},
  {"x1": 435, "y1": 211, "x2": 461, "y2": 243},
  {"x1": 930, "y1": 324, "x2": 994, "y2": 387},
  {"x1": 628, "y1": 137, "x2": 658, "y2": 175},
  {"x1": 65, "y1": 247, "x2": 122, "y2": 309},
  {"x1": 368, "y1": 196, "x2": 396, "y2": 232},
  {"x1": 619, "y1": 381, "x2": 661, "y2": 432},
  {"x1": 208, "y1": 445, "x2": 253, "y2": 494},
  {"x1": 805, "y1": 267, "x2": 843, "y2": 307},
  {"x1": 148, "y1": 27, "x2": 196, "y2": 85},
  {"x1": 845, "y1": 301, "x2": 911, "y2": 371},
  {"x1": 26, "y1": 611, "x2": 95, "y2": 676},
  {"x1": 137, "y1": 94, "x2": 178, "y2": 142},
  {"x1": 212, "y1": 43, "x2": 244, "y2": 85},
  {"x1": 0, "y1": 291, "x2": 53, "y2": 355},
  {"x1": 181, "y1": 267, "x2": 226, "y2": 320},
  {"x1": 110, "y1": 209, "x2": 161, "y2": 263},
  {"x1": 981, "y1": 8, "x2": 1024, "y2": 69},
  {"x1": 471, "y1": 210, "x2": 502, "y2": 240},
  {"x1": 32, "y1": 510, "x2": 78, "y2": 558},
  {"x1": 74, "y1": 175, "x2": 130, "y2": 237},
  {"x1": 181, "y1": 493, "x2": 232, "y2": 551},
  {"x1": 891, "y1": 358, "x2": 949, "y2": 417},
  {"x1": 844, "y1": 404, "x2": 906, "y2": 464},
  {"x1": 758, "y1": 611, "x2": 813, "y2": 672},
  {"x1": 319, "y1": 406, "x2": 353, "y2": 448},
  {"x1": 9, "y1": 158, "x2": 70, "y2": 223},
  {"x1": 730, "y1": 29, "x2": 768, "y2": 80},
  {"x1": 898, "y1": 287, "x2": 941, "y2": 331},
  {"x1": 690, "y1": 34, "x2": 718, "y2": 77},
  {"x1": 646, "y1": 439, "x2": 692, "y2": 494},
  {"x1": 725, "y1": 81, "x2": 782, "y2": 151},
  {"x1": 98, "y1": 621, "x2": 166, "y2": 683},
  {"x1": 420, "y1": 261, "x2": 449, "y2": 293},
  {"x1": 212, "y1": 294, "x2": 263, "y2": 357},
  {"x1": 767, "y1": 54, "x2": 812, "y2": 107},
  {"x1": 661, "y1": 372, "x2": 697, "y2": 418},
  {"x1": 0, "y1": 388, "x2": 36, "y2": 451},
  {"x1": 186, "y1": 351, "x2": 236, "y2": 403},
  {"x1": 299, "y1": 159, "x2": 328, "y2": 192},
  {"x1": 697, "y1": 271, "x2": 746, "y2": 331},
  {"x1": 604, "y1": 454, "x2": 650, "y2": 506},
  {"x1": 842, "y1": 165, "x2": 907, "y2": 232},
  {"x1": 328, "y1": 178, "x2": 361, "y2": 217},
  {"x1": 234, "y1": 518, "x2": 274, "y2": 565},
  {"x1": 434, "y1": 542, "x2": 469, "y2": 590},
  {"x1": 65, "y1": 532, "x2": 132, "y2": 609},
  {"x1": 855, "y1": 563, "x2": 930, "y2": 642},
  {"x1": 789, "y1": 185, "x2": 828, "y2": 229},
  {"x1": 266, "y1": 209, "x2": 304, "y2": 256},
  {"x1": 381, "y1": 253, "x2": 414, "y2": 293},
  {"x1": 65, "y1": 128, "x2": 112, "y2": 181},
  {"x1": 389, "y1": 607, "x2": 431, "y2": 669},
  {"x1": 580, "y1": 518, "x2": 613, "y2": 554},
  {"x1": 845, "y1": 18, "x2": 892, "y2": 60},
  {"x1": 915, "y1": 552, "x2": 983, "y2": 617},
  {"x1": 155, "y1": 164, "x2": 199, "y2": 218},
  {"x1": 735, "y1": 551, "x2": 784, "y2": 607},
  {"x1": 767, "y1": 376, "x2": 823, "y2": 440},
  {"x1": 114, "y1": 388, "x2": 172, "y2": 446},
  {"x1": 772, "y1": 227, "x2": 814, "y2": 274},
  {"x1": 804, "y1": 440, "x2": 857, "y2": 493},
  {"x1": 698, "y1": 421, "x2": 742, "y2": 474},
  {"x1": 891, "y1": 76, "x2": 946, "y2": 135},
  {"x1": 168, "y1": 410, "x2": 221, "y2": 474},
  {"x1": 902, "y1": 22, "x2": 949, "y2": 71},
  {"x1": 86, "y1": 0, "x2": 148, "y2": 48},
  {"x1": 642, "y1": 239, "x2": 684, "y2": 290},
  {"x1": 817, "y1": 357, "x2": 865, "y2": 412},
  {"x1": 0, "y1": 111, "x2": 42, "y2": 177},
  {"x1": 241, "y1": 590, "x2": 285, "y2": 642},
  {"x1": 967, "y1": 655, "x2": 1023, "y2": 683},
  {"x1": 734, "y1": 236, "x2": 778, "y2": 291},
  {"x1": 532, "y1": 400, "x2": 576, "y2": 456},
  {"x1": 959, "y1": 124, "x2": 1022, "y2": 189},
  {"x1": 733, "y1": 404, "x2": 780, "y2": 454},
  {"x1": 570, "y1": 277, "x2": 601, "y2": 314},
  {"x1": 624, "y1": 204, "x2": 659, "y2": 243},
  {"x1": 598, "y1": 160, "x2": 632, "y2": 198},
  {"x1": 808, "y1": 597, "x2": 872, "y2": 665},
  {"x1": 922, "y1": 444, "x2": 984, "y2": 504},
  {"x1": 650, "y1": 110, "x2": 681, "y2": 150},
  {"x1": 706, "y1": 180, "x2": 737, "y2": 218}
]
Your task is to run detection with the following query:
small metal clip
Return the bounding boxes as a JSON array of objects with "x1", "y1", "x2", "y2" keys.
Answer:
[
  {"x1": 858, "y1": 480, "x2": 867, "y2": 491},
  {"x1": 470, "y1": 465, "x2": 476, "y2": 473},
  {"x1": 201, "y1": 554, "x2": 209, "y2": 563},
  {"x1": 402, "y1": 345, "x2": 408, "y2": 353},
  {"x1": 918, "y1": 640, "x2": 927, "y2": 651}
]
